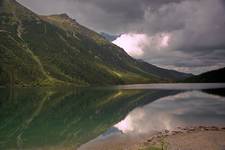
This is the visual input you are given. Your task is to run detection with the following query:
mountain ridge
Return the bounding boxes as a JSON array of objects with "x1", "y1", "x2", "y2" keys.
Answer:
[
  {"x1": 184, "y1": 67, "x2": 225, "y2": 83},
  {"x1": 0, "y1": 0, "x2": 191, "y2": 86},
  {"x1": 100, "y1": 32, "x2": 120, "y2": 41}
]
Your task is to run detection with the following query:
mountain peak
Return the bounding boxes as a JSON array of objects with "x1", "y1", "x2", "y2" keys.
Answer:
[
  {"x1": 0, "y1": 0, "x2": 37, "y2": 19},
  {"x1": 57, "y1": 13, "x2": 70, "y2": 19},
  {"x1": 48, "y1": 13, "x2": 76, "y2": 21},
  {"x1": 43, "y1": 13, "x2": 78, "y2": 26},
  {"x1": 0, "y1": 0, "x2": 191, "y2": 86}
]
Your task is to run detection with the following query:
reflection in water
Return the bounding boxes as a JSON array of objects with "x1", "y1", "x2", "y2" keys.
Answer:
[
  {"x1": 116, "y1": 83, "x2": 225, "y2": 90},
  {"x1": 0, "y1": 87, "x2": 177, "y2": 150},
  {"x1": 79, "y1": 89, "x2": 225, "y2": 150},
  {"x1": 1, "y1": 85, "x2": 225, "y2": 150},
  {"x1": 115, "y1": 91, "x2": 225, "y2": 134}
]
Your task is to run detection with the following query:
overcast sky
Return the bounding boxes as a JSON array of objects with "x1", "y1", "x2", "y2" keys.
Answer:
[{"x1": 17, "y1": 0, "x2": 225, "y2": 74}]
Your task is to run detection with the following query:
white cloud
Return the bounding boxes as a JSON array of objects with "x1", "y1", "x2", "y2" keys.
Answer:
[
  {"x1": 112, "y1": 33, "x2": 147, "y2": 57},
  {"x1": 17, "y1": 0, "x2": 225, "y2": 74}
]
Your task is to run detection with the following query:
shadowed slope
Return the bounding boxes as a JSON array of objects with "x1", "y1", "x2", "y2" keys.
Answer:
[{"x1": 0, "y1": 0, "x2": 190, "y2": 86}]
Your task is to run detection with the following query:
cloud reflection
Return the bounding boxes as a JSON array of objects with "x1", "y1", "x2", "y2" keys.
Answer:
[{"x1": 114, "y1": 91, "x2": 225, "y2": 134}]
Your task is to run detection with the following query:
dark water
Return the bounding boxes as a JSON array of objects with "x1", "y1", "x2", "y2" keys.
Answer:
[{"x1": 0, "y1": 83, "x2": 225, "y2": 150}]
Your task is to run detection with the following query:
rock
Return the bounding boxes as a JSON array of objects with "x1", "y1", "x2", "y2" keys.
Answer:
[
  {"x1": 147, "y1": 138, "x2": 153, "y2": 142},
  {"x1": 171, "y1": 131, "x2": 181, "y2": 135},
  {"x1": 210, "y1": 126, "x2": 219, "y2": 131},
  {"x1": 188, "y1": 128, "x2": 195, "y2": 132},
  {"x1": 164, "y1": 129, "x2": 170, "y2": 133}
]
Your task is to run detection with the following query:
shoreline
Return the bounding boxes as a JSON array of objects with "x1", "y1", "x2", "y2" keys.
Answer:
[
  {"x1": 79, "y1": 126, "x2": 225, "y2": 150},
  {"x1": 139, "y1": 126, "x2": 225, "y2": 150}
]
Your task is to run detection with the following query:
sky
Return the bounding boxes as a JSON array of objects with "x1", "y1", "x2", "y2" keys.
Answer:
[{"x1": 17, "y1": 0, "x2": 225, "y2": 74}]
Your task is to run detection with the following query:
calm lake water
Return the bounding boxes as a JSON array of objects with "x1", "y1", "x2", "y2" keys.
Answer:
[{"x1": 0, "y1": 83, "x2": 225, "y2": 150}]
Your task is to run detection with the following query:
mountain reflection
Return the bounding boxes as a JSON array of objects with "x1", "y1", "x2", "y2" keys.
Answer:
[{"x1": 0, "y1": 87, "x2": 178, "y2": 150}]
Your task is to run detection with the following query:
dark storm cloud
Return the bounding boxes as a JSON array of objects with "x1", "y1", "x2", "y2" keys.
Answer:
[
  {"x1": 16, "y1": 0, "x2": 225, "y2": 74},
  {"x1": 17, "y1": 0, "x2": 182, "y2": 33},
  {"x1": 139, "y1": 0, "x2": 225, "y2": 73}
]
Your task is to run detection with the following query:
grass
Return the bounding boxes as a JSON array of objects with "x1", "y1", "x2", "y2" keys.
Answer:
[
  {"x1": 140, "y1": 137, "x2": 168, "y2": 150},
  {"x1": 1, "y1": 0, "x2": 188, "y2": 87},
  {"x1": 141, "y1": 146, "x2": 162, "y2": 150}
]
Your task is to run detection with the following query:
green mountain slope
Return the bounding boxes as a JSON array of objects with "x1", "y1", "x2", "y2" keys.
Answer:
[
  {"x1": 184, "y1": 67, "x2": 225, "y2": 83},
  {"x1": 135, "y1": 60, "x2": 192, "y2": 80},
  {"x1": 0, "y1": 0, "x2": 190, "y2": 86}
]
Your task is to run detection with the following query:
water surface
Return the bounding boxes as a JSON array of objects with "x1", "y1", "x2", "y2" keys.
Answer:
[{"x1": 0, "y1": 83, "x2": 225, "y2": 150}]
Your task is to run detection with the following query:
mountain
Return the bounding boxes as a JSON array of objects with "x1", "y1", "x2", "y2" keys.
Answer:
[
  {"x1": 184, "y1": 67, "x2": 225, "y2": 83},
  {"x1": 0, "y1": 0, "x2": 190, "y2": 86},
  {"x1": 135, "y1": 59, "x2": 192, "y2": 80},
  {"x1": 100, "y1": 32, "x2": 120, "y2": 41}
]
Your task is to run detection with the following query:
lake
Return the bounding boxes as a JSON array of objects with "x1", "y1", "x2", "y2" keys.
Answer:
[{"x1": 0, "y1": 83, "x2": 225, "y2": 150}]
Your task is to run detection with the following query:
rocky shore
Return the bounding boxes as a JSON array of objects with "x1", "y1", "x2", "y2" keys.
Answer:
[
  {"x1": 140, "y1": 126, "x2": 225, "y2": 150},
  {"x1": 79, "y1": 126, "x2": 225, "y2": 150}
]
